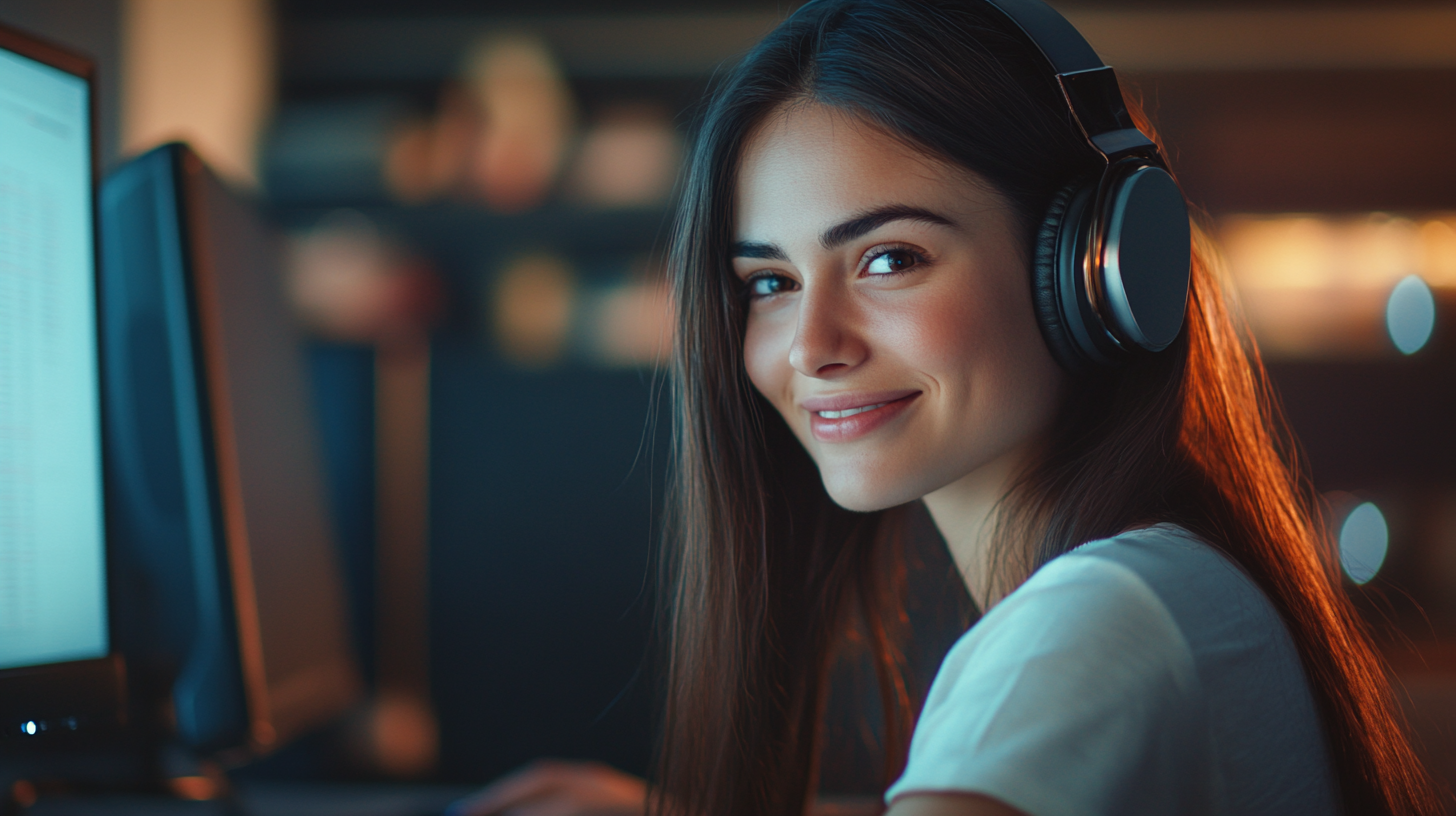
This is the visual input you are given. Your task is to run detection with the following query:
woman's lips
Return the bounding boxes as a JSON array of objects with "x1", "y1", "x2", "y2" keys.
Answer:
[{"x1": 803, "y1": 390, "x2": 920, "y2": 442}]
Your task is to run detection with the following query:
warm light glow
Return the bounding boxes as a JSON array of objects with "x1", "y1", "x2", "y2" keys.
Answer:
[
  {"x1": 1340, "y1": 502, "x2": 1389, "y2": 585},
  {"x1": 122, "y1": 0, "x2": 274, "y2": 186},
  {"x1": 357, "y1": 692, "x2": 439, "y2": 780},
  {"x1": 1418, "y1": 219, "x2": 1456, "y2": 287},
  {"x1": 168, "y1": 775, "x2": 223, "y2": 801},
  {"x1": 1067, "y1": 7, "x2": 1456, "y2": 72},
  {"x1": 1219, "y1": 213, "x2": 1452, "y2": 358}
]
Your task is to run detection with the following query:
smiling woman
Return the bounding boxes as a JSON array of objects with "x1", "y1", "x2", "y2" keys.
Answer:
[
  {"x1": 732, "y1": 104, "x2": 1062, "y2": 518},
  {"x1": 650, "y1": 1, "x2": 1437, "y2": 815},
  {"x1": 451, "y1": 2, "x2": 1439, "y2": 816}
]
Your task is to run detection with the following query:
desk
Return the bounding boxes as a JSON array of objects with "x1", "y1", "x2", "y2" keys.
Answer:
[{"x1": 24, "y1": 782, "x2": 476, "y2": 816}]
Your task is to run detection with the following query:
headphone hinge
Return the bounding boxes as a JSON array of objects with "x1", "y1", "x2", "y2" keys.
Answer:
[{"x1": 1056, "y1": 66, "x2": 1157, "y2": 162}]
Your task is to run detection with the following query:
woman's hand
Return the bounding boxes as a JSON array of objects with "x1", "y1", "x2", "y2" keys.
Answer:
[{"x1": 445, "y1": 760, "x2": 647, "y2": 816}]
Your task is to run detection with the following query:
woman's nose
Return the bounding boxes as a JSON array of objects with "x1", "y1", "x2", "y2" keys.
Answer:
[{"x1": 787, "y1": 285, "x2": 866, "y2": 377}]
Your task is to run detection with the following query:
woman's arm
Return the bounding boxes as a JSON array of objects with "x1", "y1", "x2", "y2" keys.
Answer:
[
  {"x1": 444, "y1": 764, "x2": 1026, "y2": 816},
  {"x1": 444, "y1": 761, "x2": 645, "y2": 816},
  {"x1": 885, "y1": 794, "x2": 1026, "y2": 816}
]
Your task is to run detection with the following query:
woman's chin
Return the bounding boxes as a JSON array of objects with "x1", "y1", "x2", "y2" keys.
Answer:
[{"x1": 821, "y1": 471, "x2": 926, "y2": 514}]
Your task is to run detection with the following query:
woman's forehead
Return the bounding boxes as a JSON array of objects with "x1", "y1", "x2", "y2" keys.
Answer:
[
  {"x1": 734, "y1": 103, "x2": 996, "y2": 242},
  {"x1": 740, "y1": 104, "x2": 949, "y2": 188}
]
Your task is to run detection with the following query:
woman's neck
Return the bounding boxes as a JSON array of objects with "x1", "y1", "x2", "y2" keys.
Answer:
[{"x1": 921, "y1": 447, "x2": 1025, "y2": 611}]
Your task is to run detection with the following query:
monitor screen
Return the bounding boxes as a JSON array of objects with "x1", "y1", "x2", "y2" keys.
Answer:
[{"x1": 0, "y1": 39, "x2": 107, "y2": 670}]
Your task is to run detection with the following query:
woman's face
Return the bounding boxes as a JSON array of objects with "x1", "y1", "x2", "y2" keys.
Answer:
[{"x1": 733, "y1": 103, "x2": 1066, "y2": 512}]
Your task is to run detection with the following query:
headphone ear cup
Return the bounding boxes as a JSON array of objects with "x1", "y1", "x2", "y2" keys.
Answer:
[
  {"x1": 1031, "y1": 180, "x2": 1090, "y2": 373},
  {"x1": 1096, "y1": 163, "x2": 1192, "y2": 353}
]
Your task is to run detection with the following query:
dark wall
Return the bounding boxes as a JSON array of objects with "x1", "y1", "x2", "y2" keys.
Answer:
[{"x1": 428, "y1": 342, "x2": 666, "y2": 780}]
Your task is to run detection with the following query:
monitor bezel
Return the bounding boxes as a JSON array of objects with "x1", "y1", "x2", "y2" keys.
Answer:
[{"x1": 0, "y1": 20, "x2": 127, "y2": 740}]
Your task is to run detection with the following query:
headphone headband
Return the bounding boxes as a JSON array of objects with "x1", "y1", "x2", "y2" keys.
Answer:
[
  {"x1": 977, "y1": 0, "x2": 1192, "y2": 371},
  {"x1": 979, "y1": 0, "x2": 1102, "y2": 73},
  {"x1": 980, "y1": 0, "x2": 1158, "y2": 162}
]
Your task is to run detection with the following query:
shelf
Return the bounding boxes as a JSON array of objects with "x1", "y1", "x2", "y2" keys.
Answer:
[{"x1": 271, "y1": 201, "x2": 674, "y2": 275}]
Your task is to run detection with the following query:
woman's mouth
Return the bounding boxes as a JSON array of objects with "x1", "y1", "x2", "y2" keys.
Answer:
[
  {"x1": 816, "y1": 403, "x2": 889, "y2": 419},
  {"x1": 803, "y1": 391, "x2": 920, "y2": 442}
]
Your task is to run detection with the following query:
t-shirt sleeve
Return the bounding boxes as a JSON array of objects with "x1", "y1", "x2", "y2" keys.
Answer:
[{"x1": 885, "y1": 554, "x2": 1221, "y2": 816}]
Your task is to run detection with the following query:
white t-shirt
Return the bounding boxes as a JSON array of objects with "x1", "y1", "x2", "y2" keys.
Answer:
[{"x1": 885, "y1": 524, "x2": 1339, "y2": 816}]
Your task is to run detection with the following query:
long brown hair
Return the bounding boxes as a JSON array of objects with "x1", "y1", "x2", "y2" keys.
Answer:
[{"x1": 656, "y1": 1, "x2": 1440, "y2": 814}]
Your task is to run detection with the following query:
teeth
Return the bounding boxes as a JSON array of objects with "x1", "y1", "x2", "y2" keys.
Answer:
[{"x1": 817, "y1": 402, "x2": 888, "y2": 419}]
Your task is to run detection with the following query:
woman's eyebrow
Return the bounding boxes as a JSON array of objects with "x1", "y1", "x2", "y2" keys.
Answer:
[
  {"x1": 731, "y1": 241, "x2": 788, "y2": 260},
  {"x1": 730, "y1": 205, "x2": 955, "y2": 261},
  {"x1": 820, "y1": 204, "x2": 956, "y2": 250}
]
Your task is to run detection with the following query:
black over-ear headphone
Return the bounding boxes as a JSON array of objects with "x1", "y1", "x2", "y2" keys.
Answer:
[{"x1": 983, "y1": 0, "x2": 1192, "y2": 372}]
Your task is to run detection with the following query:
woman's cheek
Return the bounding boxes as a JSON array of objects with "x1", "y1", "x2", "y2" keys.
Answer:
[
  {"x1": 884, "y1": 287, "x2": 993, "y2": 371},
  {"x1": 743, "y1": 317, "x2": 795, "y2": 416}
]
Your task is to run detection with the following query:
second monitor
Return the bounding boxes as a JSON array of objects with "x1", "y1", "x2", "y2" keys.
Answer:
[{"x1": 101, "y1": 142, "x2": 361, "y2": 759}]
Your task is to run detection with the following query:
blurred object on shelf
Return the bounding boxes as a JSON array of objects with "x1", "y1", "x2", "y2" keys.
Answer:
[
  {"x1": 266, "y1": 97, "x2": 408, "y2": 203},
  {"x1": 578, "y1": 275, "x2": 674, "y2": 368},
  {"x1": 564, "y1": 103, "x2": 682, "y2": 209},
  {"x1": 384, "y1": 84, "x2": 478, "y2": 205},
  {"x1": 488, "y1": 253, "x2": 674, "y2": 369},
  {"x1": 286, "y1": 210, "x2": 443, "y2": 343},
  {"x1": 490, "y1": 253, "x2": 576, "y2": 367},
  {"x1": 461, "y1": 33, "x2": 575, "y2": 212},
  {"x1": 281, "y1": 34, "x2": 578, "y2": 209},
  {"x1": 122, "y1": 0, "x2": 273, "y2": 186},
  {"x1": 1219, "y1": 213, "x2": 1456, "y2": 359}
]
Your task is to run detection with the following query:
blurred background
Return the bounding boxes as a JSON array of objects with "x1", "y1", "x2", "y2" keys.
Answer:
[{"x1": 4, "y1": 0, "x2": 1456, "y2": 801}]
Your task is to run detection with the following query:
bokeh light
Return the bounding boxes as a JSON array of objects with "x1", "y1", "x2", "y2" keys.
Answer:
[
  {"x1": 1386, "y1": 274, "x2": 1436, "y2": 354},
  {"x1": 1339, "y1": 502, "x2": 1389, "y2": 585},
  {"x1": 1218, "y1": 214, "x2": 1455, "y2": 359}
]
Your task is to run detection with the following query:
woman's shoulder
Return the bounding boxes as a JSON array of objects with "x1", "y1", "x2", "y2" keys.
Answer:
[
  {"x1": 1047, "y1": 524, "x2": 1292, "y2": 663},
  {"x1": 975, "y1": 524, "x2": 1296, "y2": 692},
  {"x1": 896, "y1": 521, "x2": 1339, "y2": 816},
  {"x1": 891, "y1": 528, "x2": 1223, "y2": 814},
  {"x1": 1066, "y1": 524, "x2": 1247, "y2": 593},
  {"x1": 958, "y1": 525, "x2": 1210, "y2": 690},
  {"x1": 1045, "y1": 523, "x2": 1245, "y2": 603},
  {"x1": 891, "y1": 524, "x2": 1337, "y2": 815}
]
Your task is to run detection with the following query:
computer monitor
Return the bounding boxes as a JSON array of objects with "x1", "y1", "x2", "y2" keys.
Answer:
[
  {"x1": 0, "y1": 23, "x2": 126, "y2": 740},
  {"x1": 101, "y1": 142, "x2": 362, "y2": 759}
]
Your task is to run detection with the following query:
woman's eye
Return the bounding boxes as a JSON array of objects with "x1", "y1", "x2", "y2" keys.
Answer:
[
  {"x1": 864, "y1": 248, "x2": 921, "y2": 276},
  {"x1": 746, "y1": 273, "x2": 796, "y2": 299}
]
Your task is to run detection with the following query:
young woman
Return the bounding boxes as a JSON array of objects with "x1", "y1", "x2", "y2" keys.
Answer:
[{"x1": 453, "y1": 1, "x2": 1439, "y2": 814}]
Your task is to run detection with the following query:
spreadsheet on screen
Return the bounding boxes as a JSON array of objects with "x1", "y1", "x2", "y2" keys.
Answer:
[{"x1": 0, "y1": 43, "x2": 106, "y2": 671}]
